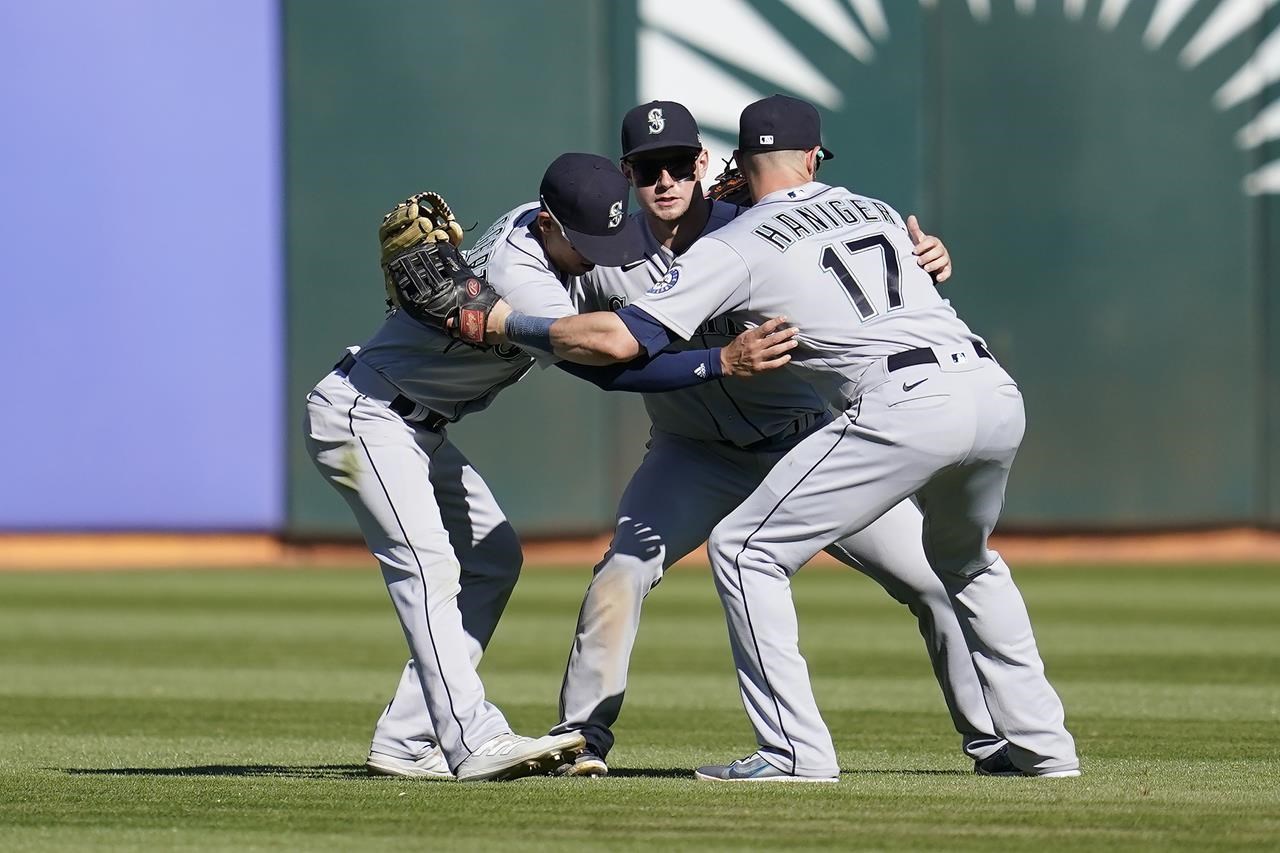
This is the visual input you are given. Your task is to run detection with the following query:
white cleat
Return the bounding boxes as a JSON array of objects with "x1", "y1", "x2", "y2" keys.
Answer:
[
  {"x1": 454, "y1": 731, "x2": 587, "y2": 782},
  {"x1": 974, "y1": 746, "x2": 1081, "y2": 778},
  {"x1": 365, "y1": 746, "x2": 453, "y2": 779},
  {"x1": 1035, "y1": 768, "x2": 1082, "y2": 778}
]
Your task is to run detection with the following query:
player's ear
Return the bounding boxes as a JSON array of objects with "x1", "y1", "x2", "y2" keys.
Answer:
[
  {"x1": 534, "y1": 211, "x2": 555, "y2": 237},
  {"x1": 619, "y1": 159, "x2": 637, "y2": 187},
  {"x1": 694, "y1": 148, "x2": 710, "y2": 181}
]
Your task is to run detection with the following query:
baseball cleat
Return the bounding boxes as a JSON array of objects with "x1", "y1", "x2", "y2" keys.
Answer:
[
  {"x1": 454, "y1": 731, "x2": 587, "y2": 782},
  {"x1": 694, "y1": 753, "x2": 838, "y2": 783},
  {"x1": 558, "y1": 746, "x2": 609, "y2": 777},
  {"x1": 366, "y1": 746, "x2": 453, "y2": 779},
  {"x1": 975, "y1": 746, "x2": 1081, "y2": 778}
]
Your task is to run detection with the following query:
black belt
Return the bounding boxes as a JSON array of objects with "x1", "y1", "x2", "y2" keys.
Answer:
[
  {"x1": 334, "y1": 353, "x2": 448, "y2": 430},
  {"x1": 886, "y1": 342, "x2": 993, "y2": 373}
]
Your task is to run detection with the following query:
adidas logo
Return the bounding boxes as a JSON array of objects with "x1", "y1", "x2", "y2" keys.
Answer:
[{"x1": 695, "y1": 363, "x2": 708, "y2": 379}]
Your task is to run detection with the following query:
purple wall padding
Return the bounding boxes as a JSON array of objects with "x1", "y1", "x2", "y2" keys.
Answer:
[{"x1": 0, "y1": 1, "x2": 283, "y2": 529}]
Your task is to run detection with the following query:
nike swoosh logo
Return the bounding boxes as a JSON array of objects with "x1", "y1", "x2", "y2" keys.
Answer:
[{"x1": 903, "y1": 378, "x2": 929, "y2": 392}]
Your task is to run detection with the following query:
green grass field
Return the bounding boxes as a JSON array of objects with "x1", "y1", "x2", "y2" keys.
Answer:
[{"x1": 0, "y1": 563, "x2": 1277, "y2": 851}]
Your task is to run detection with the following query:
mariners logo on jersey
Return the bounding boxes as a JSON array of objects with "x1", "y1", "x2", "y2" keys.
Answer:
[
  {"x1": 647, "y1": 267, "x2": 679, "y2": 294},
  {"x1": 492, "y1": 343, "x2": 524, "y2": 361},
  {"x1": 647, "y1": 108, "x2": 664, "y2": 134}
]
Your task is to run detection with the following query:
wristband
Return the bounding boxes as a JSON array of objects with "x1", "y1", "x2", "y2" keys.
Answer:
[{"x1": 504, "y1": 312, "x2": 555, "y2": 353}]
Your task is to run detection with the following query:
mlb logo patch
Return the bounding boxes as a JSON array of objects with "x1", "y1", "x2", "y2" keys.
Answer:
[
  {"x1": 950, "y1": 351, "x2": 968, "y2": 364},
  {"x1": 759, "y1": 134, "x2": 774, "y2": 145}
]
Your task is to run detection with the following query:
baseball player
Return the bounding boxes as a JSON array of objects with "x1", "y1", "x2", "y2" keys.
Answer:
[
  {"x1": 463, "y1": 96, "x2": 1080, "y2": 781},
  {"x1": 305, "y1": 154, "x2": 792, "y2": 781},
  {"x1": 548, "y1": 101, "x2": 1004, "y2": 777}
]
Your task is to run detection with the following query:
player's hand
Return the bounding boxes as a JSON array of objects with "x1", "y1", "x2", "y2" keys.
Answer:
[
  {"x1": 445, "y1": 296, "x2": 511, "y2": 344},
  {"x1": 484, "y1": 299, "x2": 513, "y2": 342},
  {"x1": 720, "y1": 316, "x2": 798, "y2": 377},
  {"x1": 907, "y1": 215, "x2": 952, "y2": 284}
]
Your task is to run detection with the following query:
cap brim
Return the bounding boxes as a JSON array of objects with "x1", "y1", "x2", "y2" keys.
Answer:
[
  {"x1": 622, "y1": 140, "x2": 702, "y2": 159},
  {"x1": 564, "y1": 214, "x2": 647, "y2": 267},
  {"x1": 820, "y1": 146, "x2": 835, "y2": 161}
]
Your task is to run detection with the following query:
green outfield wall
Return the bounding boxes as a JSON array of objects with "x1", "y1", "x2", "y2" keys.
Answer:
[{"x1": 286, "y1": 1, "x2": 1279, "y2": 536}]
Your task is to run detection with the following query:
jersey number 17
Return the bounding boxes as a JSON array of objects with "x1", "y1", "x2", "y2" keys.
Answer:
[{"x1": 819, "y1": 233, "x2": 901, "y2": 321}]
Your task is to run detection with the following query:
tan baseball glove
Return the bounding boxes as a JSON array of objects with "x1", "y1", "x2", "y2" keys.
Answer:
[{"x1": 379, "y1": 191, "x2": 465, "y2": 311}]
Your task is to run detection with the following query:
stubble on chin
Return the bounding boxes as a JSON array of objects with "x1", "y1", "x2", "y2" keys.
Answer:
[{"x1": 648, "y1": 201, "x2": 688, "y2": 222}]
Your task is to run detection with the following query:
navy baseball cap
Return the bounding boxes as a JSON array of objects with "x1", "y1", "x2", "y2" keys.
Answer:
[
  {"x1": 539, "y1": 153, "x2": 646, "y2": 267},
  {"x1": 621, "y1": 100, "x2": 702, "y2": 159},
  {"x1": 736, "y1": 94, "x2": 835, "y2": 160}
]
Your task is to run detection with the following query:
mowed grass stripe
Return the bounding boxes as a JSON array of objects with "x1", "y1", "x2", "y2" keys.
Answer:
[
  {"x1": 6, "y1": 663, "x2": 1273, "y2": 723},
  {"x1": 0, "y1": 564, "x2": 1277, "y2": 850}
]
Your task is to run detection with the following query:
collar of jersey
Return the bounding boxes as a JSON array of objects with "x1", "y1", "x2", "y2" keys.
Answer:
[{"x1": 755, "y1": 181, "x2": 831, "y2": 207}]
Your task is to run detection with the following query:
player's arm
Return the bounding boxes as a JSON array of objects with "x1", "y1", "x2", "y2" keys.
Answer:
[
  {"x1": 482, "y1": 303, "x2": 667, "y2": 365},
  {"x1": 481, "y1": 238, "x2": 753, "y2": 364},
  {"x1": 907, "y1": 215, "x2": 952, "y2": 284},
  {"x1": 553, "y1": 316, "x2": 795, "y2": 391}
]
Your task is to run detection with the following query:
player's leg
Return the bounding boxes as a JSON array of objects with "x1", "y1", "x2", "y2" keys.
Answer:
[
  {"x1": 369, "y1": 436, "x2": 523, "y2": 765},
  {"x1": 552, "y1": 432, "x2": 755, "y2": 762},
  {"x1": 705, "y1": 427, "x2": 924, "y2": 776},
  {"x1": 915, "y1": 369, "x2": 1078, "y2": 776},
  {"x1": 304, "y1": 382, "x2": 513, "y2": 771},
  {"x1": 824, "y1": 499, "x2": 1003, "y2": 761},
  {"x1": 430, "y1": 436, "x2": 525, "y2": 652},
  {"x1": 702, "y1": 376, "x2": 981, "y2": 778},
  {"x1": 365, "y1": 660, "x2": 451, "y2": 777}
]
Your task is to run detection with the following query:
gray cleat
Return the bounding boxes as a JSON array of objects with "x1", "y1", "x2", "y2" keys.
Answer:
[{"x1": 695, "y1": 753, "x2": 838, "y2": 783}]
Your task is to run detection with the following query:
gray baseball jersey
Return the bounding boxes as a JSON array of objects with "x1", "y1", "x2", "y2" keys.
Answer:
[
  {"x1": 632, "y1": 182, "x2": 1077, "y2": 777},
  {"x1": 633, "y1": 183, "x2": 984, "y2": 408},
  {"x1": 580, "y1": 201, "x2": 828, "y2": 446},
  {"x1": 354, "y1": 203, "x2": 573, "y2": 422},
  {"x1": 306, "y1": 202, "x2": 588, "y2": 770},
  {"x1": 552, "y1": 199, "x2": 1005, "y2": 765}
]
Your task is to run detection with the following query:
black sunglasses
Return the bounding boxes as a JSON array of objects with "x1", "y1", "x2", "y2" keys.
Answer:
[{"x1": 626, "y1": 154, "x2": 698, "y2": 187}]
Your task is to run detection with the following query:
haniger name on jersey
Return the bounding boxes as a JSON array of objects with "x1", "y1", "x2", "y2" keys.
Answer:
[{"x1": 753, "y1": 194, "x2": 900, "y2": 253}]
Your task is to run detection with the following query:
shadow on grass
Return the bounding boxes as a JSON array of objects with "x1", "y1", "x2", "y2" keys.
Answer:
[
  {"x1": 63, "y1": 764, "x2": 368, "y2": 780},
  {"x1": 602, "y1": 767, "x2": 970, "y2": 779},
  {"x1": 62, "y1": 765, "x2": 971, "y2": 780},
  {"x1": 604, "y1": 768, "x2": 695, "y2": 779},
  {"x1": 847, "y1": 769, "x2": 969, "y2": 777}
]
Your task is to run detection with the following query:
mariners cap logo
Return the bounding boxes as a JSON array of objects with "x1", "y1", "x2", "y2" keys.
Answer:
[
  {"x1": 648, "y1": 108, "x2": 665, "y2": 134},
  {"x1": 607, "y1": 200, "x2": 624, "y2": 229},
  {"x1": 622, "y1": 101, "x2": 700, "y2": 159}
]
